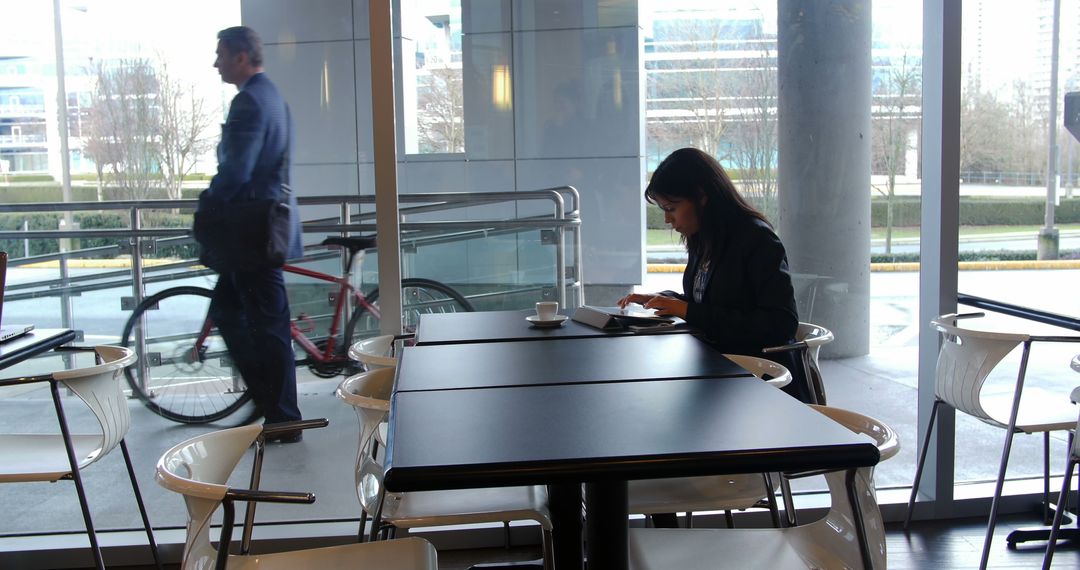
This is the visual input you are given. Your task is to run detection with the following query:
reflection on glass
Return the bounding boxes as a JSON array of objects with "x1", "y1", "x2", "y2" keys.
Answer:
[
  {"x1": 406, "y1": 0, "x2": 465, "y2": 154},
  {"x1": 492, "y1": 63, "x2": 512, "y2": 111},
  {"x1": 321, "y1": 60, "x2": 331, "y2": 108}
]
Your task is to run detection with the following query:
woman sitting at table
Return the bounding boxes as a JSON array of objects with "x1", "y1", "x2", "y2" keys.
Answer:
[{"x1": 617, "y1": 147, "x2": 809, "y2": 402}]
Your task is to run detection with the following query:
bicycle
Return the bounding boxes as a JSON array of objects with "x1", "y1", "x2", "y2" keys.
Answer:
[{"x1": 120, "y1": 235, "x2": 474, "y2": 424}]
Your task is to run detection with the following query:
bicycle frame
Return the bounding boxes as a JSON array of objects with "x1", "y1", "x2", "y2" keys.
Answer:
[
  {"x1": 282, "y1": 262, "x2": 380, "y2": 363},
  {"x1": 187, "y1": 259, "x2": 379, "y2": 372}
]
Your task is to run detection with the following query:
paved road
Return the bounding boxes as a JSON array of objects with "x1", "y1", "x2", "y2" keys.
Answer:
[{"x1": 649, "y1": 229, "x2": 1080, "y2": 261}]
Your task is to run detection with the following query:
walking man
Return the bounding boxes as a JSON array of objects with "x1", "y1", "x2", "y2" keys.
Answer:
[{"x1": 201, "y1": 26, "x2": 304, "y2": 440}]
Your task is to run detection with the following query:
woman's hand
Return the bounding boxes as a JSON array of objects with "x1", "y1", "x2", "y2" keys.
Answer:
[
  {"x1": 643, "y1": 295, "x2": 688, "y2": 319},
  {"x1": 617, "y1": 293, "x2": 656, "y2": 309}
]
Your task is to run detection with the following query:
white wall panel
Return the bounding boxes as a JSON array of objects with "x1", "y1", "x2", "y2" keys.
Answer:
[
  {"x1": 354, "y1": 40, "x2": 375, "y2": 163},
  {"x1": 263, "y1": 41, "x2": 359, "y2": 165},
  {"x1": 463, "y1": 0, "x2": 512, "y2": 33},
  {"x1": 513, "y1": 27, "x2": 640, "y2": 160},
  {"x1": 241, "y1": 0, "x2": 354, "y2": 43},
  {"x1": 514, "y1": 0, "x2": 638, "y2": 31},
  {"x1": 463, "y1": 32, "x2": 515, "y2": 160}
]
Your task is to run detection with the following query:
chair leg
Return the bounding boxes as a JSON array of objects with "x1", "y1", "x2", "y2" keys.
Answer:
[
  {"x1": 121, "y1": 440, "x2": 162, "y2": 570},
  {"x1": 763, "y1": 472, "x2": 781, "y2": 528},
  {"x1": 982, "y1": 342, "x2": 1033, "y2": 570},
  {"x1": 723, "y1": 510, "x2": 735, "y2": 528},
  {"x1": 905, "y1": 399, "x2": 941, "y2": 530},
  {"x1": 1043, "y1": 457, "x2": 1077, "y2": 570},
  {"x1": 541, "y1": 528, "x2": 554, "y2": 570},
  {"x1": 51, "y1": 381, "x2": 105, "y2": 570},
  {"x1": 357, "y1": 512, "x2": 368, "y2": 543},
  {"x1": 780, "y1": 476, "x2": 798, "y2": 526},
  {"x1": 981, "y1": 424, "x2": 1020, "y2": 570},
  {"x1": 368, "y1": 494, "x2": 386, "y2": 542},
  {"x1": 1044, "y1": 432, "x2": 1052, "y2": 525}
]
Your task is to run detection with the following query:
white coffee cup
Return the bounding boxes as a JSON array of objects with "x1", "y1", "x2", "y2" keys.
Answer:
[{"x1": 535, "y1": 301, "x2": 559, "y2": 321}]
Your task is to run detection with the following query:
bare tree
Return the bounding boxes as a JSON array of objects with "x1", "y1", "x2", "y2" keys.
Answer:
[
  {"x1": 727, "y1": 39, "x2": 778, "y2": 221},
  {"x1": 83, "y1": 58, "x2": 160, "y2": 200},
  {"x1": 871, "y1": 52, "x2": 921, "y2": 254},
  {"x1": 156, "y1": 60, "x2": 214, "y2": 200},
  {"x1": 82, "y1": 57, "x2": 213, "y2": 201},
  {"x1": 416, "y1": 66, "x2": 464, "y2": 153},
  {"x1": 1008, "y1": 80, "x2": 1049, "y2": 180},
  {"x1": 81, "y1": 86, "x2": 120, "y2": 202},
  {"x1": 648, "y1": 19, "x2": 736, "y2": 157},
  {"x1": 959, "y1": 77, "x2": 1012, "y2": 176}
]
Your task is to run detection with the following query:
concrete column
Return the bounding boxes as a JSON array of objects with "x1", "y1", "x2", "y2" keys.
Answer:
[{"x1": 777, "y1": 0, "x2": 871, "y2": 357}]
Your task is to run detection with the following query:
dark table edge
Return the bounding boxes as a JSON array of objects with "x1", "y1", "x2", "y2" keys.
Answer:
[
  {"x1": 384, "y1": 443, "x2": 881, "y2": 493},
  {"x1": 0, "y1": 329, "x2": 76, "y2": 371}
]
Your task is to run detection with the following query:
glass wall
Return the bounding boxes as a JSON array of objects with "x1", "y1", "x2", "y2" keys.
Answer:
[
  {"x1": 3, "y1": 0, "x2": 1076, "y2": 549},
  {"x1": 952, "y1": 0, "x2": 1080, "y2": 486}
]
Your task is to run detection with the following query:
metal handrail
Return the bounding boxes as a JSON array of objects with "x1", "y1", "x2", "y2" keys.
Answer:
[
  {"x1": 958, "y1": 293, "x2": 1080, "y2": 332},
  {"x1": 0, "y1": 188, "x2": 584, "y2": 328}
]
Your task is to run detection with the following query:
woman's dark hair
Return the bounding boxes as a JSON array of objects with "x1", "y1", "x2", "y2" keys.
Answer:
[
  {"x1": 218, "y1": 26, "x2": 264, "y2": 67},
  {"x1": 645, "y1": 147, "x2": 770, "y2": 258}
]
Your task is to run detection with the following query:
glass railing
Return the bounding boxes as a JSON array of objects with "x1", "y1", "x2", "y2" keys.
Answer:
[{"x1": 0, "y1": 187, "x2": 582, "y2": 535}]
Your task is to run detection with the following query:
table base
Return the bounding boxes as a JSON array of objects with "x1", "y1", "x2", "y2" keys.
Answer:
[{"x1": 586, "y1": 481, "x2": 628, "y2": 570}]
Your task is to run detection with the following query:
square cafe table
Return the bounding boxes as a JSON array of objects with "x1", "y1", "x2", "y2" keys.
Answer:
[
  {"x1": 395, "y1": 333, "x2": 747, "y2": 392},
  {"x1": 385, "y1": 374, "x2": 881, "y2": 569}
]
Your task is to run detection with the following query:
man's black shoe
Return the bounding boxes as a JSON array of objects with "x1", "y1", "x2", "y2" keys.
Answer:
[{"x1": 264, "y1": 429, "x2": 303, "y2": 444}]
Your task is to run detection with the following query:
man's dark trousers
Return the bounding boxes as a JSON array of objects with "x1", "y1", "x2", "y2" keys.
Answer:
[{"x1": 210, "y1": 266, "x2": 300, "y2": 423}]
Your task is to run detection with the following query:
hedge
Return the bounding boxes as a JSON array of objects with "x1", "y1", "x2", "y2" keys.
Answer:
[
  {"x1": 0, "y1": 211, "x2": 195, "y2": 259},
  {"x1": 871, "y1": 249, "x2": 1080, "y2": 263},
  {"x1": 871, "y1": 197, "x2": 1080, "y2": 227},
  {"x1": 0, "y1": 185, "x2": 204, "y2": 203},
  {"x1": 647, "y1": 197, "x2": 1080, "y2": 229}
]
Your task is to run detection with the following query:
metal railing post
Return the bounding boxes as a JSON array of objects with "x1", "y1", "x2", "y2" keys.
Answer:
[{"x1": 130, "y1": 206, "x2": 149, "y2": 392}]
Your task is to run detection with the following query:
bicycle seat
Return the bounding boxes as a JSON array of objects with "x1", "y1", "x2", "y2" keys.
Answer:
[{"x1": 322, "y1": 236, "x2": 377, "y2": 252}]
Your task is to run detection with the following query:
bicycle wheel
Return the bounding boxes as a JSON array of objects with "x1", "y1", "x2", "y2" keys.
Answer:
[
  {"x1": 121, "y1": 286, "x2": 252, "y2": 424},
  {"x1": 346, "y1": 278, "x2": 475, "y2": 342}
]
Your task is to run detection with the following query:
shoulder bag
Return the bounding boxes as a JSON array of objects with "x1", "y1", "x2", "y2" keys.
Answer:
[{"x1": 193, "y1": 111, "x2": 292, "y2": 274}]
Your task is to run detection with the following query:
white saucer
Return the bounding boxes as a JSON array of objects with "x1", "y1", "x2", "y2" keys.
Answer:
[{"x1": 526, "y1": 314, "x2": 568, "y2": 328}]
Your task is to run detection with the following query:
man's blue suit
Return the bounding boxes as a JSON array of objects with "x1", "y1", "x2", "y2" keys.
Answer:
[{"x1": 201, "y1": 72, "x2": 302, "y2": 423}]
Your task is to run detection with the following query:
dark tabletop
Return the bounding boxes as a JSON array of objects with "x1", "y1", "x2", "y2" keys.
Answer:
[
  {"x1": 414, "y1": 309, "x2": 689, "y2": 345},
  {"x1": 0, "y1": 329, "x2": 76, "y2": 371},
  {"x1": 395, "y1": 333, "x2": 749, "y2": 392},
  {"x1": 384, "y1": 376, "x2": 880, "y2": 492}
]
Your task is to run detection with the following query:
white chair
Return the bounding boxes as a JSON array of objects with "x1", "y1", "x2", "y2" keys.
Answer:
[
  {"x1": 905, "y1": 313, "x2": 1080, "y2": 569},
  {"x1": 628, "y1": 405, "x2": 898, "y2": 569},
  {"x1": 155, "y1": 422, "x2": 438, "y2": 570},
  {"x1": 0, "y1": 345, "x2": 160, "y2": 570},
  {"x1": 348, "y1": 334, "x2": 396, "y2": 370},
  {"x1": 629, "y1": 356, "x2": 791, "y2": 529},
  {"x1": 763, "y1": 321, "x2": 834, "y2": 405},
  {"x1": 337, "y1": 369, "x2": 554, "y2": 566},
  {"x1": 723, "y1": 353, "x2": 792, "y2": 389}
]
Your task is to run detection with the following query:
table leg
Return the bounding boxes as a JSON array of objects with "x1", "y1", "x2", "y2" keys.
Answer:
[
  {"x1": 585, "y1": 481, "x2": 628, "y2": 570},
  {"x1": 549, "y1": 483, "x2": 583, "y2": 570}
]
